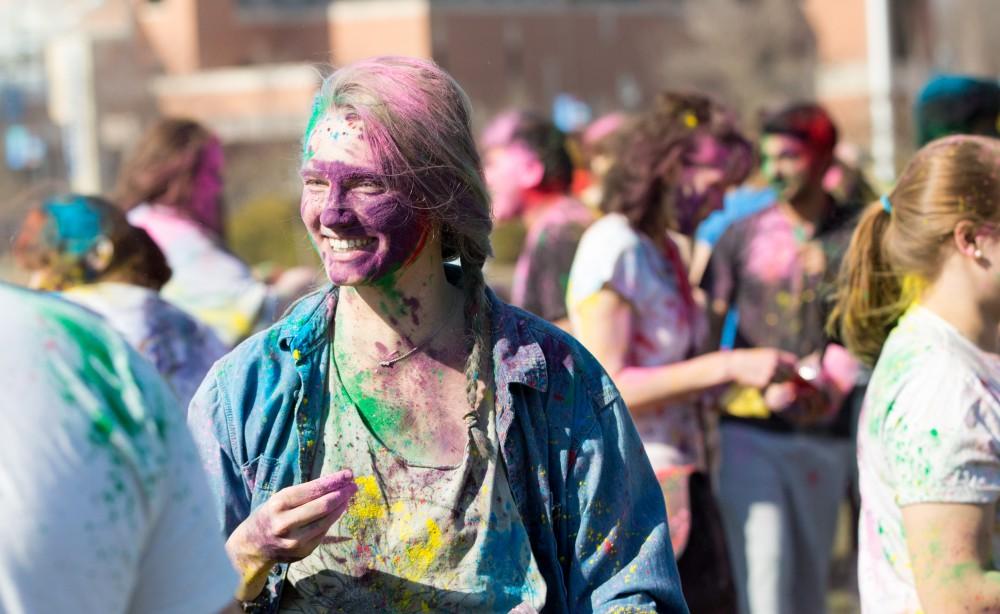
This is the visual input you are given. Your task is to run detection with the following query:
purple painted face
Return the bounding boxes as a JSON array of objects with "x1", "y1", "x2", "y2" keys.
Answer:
[
  {"x1": 300, "y1": 111, "x2": 429, "y2": 286},
  {"x1": 674, "y1": 134, "x2": 735, "y2": 235}
]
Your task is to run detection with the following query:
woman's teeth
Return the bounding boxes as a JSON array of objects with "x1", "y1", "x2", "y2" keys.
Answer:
[{"x1": 329, "y1": 237, "x2": 375, "y2": 252}]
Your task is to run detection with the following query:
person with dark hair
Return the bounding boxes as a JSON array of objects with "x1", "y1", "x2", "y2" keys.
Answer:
[
  {"x1": 567, "y1": 91, "x2": 796, "y2": 613},
  {"x1": 0, "y1": 283, "x2": 240, "y2": 614},
  {"x1": 188, "y1": 56, "x2": 687, "y2": 612},
  {"x1": 914, "y1": 74, "x2": 1000, "y2": 146},
  {"x1": 481, "y1": 111, "x2": 593, "y2": 326},
  {"x1": 116, "y1": 118, "x2": 314, "y2": 347},
  {"x1": 12, "y1": 194, "x2": 227, "y2": 408},
  {"x1": 701, "y1": 102, "x2": 863, "y2": 613}
]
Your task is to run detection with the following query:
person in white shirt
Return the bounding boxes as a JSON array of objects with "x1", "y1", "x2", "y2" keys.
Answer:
[
  {"x1": 0, "y1": 282, "x2": 239, "y2": 614},
  {"x1": 830, "y1": 135, "x2": 1000, "y2": 613}
]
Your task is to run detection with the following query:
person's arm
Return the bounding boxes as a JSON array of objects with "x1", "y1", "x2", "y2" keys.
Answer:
[
  {"x1": 564, "y1": 377, "x2": 689, "y2": 612},
  {"x1": 884, "y1": 364, "x2": 1000, "y2": 612},
  {"x1": 903, "y1": 502, "x2": 1000, "y2": 612},
  {"x1": 571, "y1": 287, "x2": 796, "y2": 414}
]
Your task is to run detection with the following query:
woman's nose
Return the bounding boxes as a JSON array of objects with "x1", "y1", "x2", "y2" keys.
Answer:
[{"x1": 319, "y1": 201, "x2": 357, "y2": 227}]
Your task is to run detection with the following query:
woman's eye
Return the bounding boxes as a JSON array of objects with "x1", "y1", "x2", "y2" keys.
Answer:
[{"x1": 355, "y1": 180, "x2": 384, "y2": 194}]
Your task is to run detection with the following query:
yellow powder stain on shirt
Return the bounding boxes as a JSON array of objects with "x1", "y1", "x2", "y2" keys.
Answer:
[
  {"x1": 400, "y1": 518, "x2": 444, "y2": 580},
  {"x1": 345, "y1": 475, "x2": 386, "y2": 527}
]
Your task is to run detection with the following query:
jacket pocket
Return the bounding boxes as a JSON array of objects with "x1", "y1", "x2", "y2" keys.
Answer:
[{"x1": 241, "y1": 454, "x2": 279, "y2": 495}]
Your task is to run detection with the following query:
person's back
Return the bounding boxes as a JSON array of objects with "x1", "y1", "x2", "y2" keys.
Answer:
[
  {"x1": 63, "y1": 281, "x2": 228, "y2": 408},
  {"x1": 0, "y1": 284, "x2": 237, "y2": 614}
]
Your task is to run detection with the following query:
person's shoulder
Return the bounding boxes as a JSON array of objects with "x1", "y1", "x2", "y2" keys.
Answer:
[
  {"x1": 211, "y1": 287, "x2": 331, "y2": 376},
  {"x1": 498, "y1": 300, "x2": 620, "y2": 412},
  {"x1": 712, "y1": 204, "x2": 780, "y2": 255},
  {"x1": 0, "y1": 284, "x2": 177, "y2": 457},
  {"x1": 731, "y1": 202, "x2": 779, "y2": 232},
  {"x1": 876, "y1": 309, "x2": 992, "y2": 414},
  {"x1": 578, "y1": 213, "x2": 641, "y2": 255}
]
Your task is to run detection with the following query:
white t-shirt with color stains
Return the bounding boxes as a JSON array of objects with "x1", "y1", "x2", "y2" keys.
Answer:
[
  {"x1": 0, "y1": 284, "x2": 237, "y2": 614},
  {"x1": 858, "y1": 305, "x2": 1000, "y2": 614}
]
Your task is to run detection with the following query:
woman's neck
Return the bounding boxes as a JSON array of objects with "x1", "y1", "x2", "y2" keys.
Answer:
[
  {"x1": 334, "y1": 250, "x2": 464, "y2": 364},
  {"x1": 921, "y1": 265, "x2": 1000, "y2": 354}
]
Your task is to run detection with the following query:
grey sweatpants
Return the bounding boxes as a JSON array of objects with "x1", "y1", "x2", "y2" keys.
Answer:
[{"x1": 717, "y1": 422, "x2": 853, "y2": 614}]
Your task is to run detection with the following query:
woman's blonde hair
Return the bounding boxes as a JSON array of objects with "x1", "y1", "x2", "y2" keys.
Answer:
[{"x1": 830, "y1": 135, "x2": 1000, "y2": 365}]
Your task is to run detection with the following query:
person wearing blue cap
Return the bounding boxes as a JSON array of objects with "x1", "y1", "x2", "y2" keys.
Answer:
[{"x1": 914, "y1": 74, "x2": 1000, "y2": 146}]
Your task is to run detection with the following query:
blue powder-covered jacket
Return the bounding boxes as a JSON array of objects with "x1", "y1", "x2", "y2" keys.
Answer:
[{"x1": 188, "y1": 281, "x2": 688, "y2": 614}]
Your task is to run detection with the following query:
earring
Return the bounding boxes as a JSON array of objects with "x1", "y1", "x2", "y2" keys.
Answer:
[{"x1": 975, "y1": 248, "x2": 984, "y2": 259}]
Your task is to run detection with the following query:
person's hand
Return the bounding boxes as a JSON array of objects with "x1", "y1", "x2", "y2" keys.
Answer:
[
  {"x1": 763, "y1": 381, "x2": 797, "y2": 412},
  {"x1": 726, "y1": 348, "x2": 798, "y2": 389},
  {"x1": 775, "y1": 381, "x2": 831, "y2": 425},
  {"x1": 226, "y1": 470, "x2": 358, "y2": 600}
]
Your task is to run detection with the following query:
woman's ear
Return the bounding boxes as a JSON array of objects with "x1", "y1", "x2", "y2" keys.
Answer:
[
  {"x1": 85, "y1": 236, "x2": 115, "y2": 275},
  {"x1": 953, "y1": 220, "x2": 990, "y2": 263}
]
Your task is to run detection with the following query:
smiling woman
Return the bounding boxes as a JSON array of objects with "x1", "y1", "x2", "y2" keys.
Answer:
[{"x1": 187, "y1": 56, "x2": 687, "y2": 613}]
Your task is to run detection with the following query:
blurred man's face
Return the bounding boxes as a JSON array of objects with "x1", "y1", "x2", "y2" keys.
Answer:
[
  {"x1": 674, "y1": 135, "x2": 734, "y2": 235},
  {"x1": 760, "y1": 134, "x2": 825, "y2": 202},
  {"x1": 482, "y1": 143, "x2": 543, "y2": 222}
]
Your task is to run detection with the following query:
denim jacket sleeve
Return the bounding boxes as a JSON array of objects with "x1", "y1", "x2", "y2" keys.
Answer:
[
  {"x1": 564, "y1": 373, "x2": 689, "y2": 613},
  {"x1": 188, "y1": 364, "x2": 250, "y2": 539}
]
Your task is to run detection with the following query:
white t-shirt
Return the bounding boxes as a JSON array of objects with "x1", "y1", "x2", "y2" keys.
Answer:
[
  {"x1": 567, "y1": 213, "x2": 707, "y2": 472},
  {"x1": 0, "y1": 284, "x2": 237, "y2": 614},
  {"x1": 858, "y1": 305, "x2": 1000, "y2": 614}
]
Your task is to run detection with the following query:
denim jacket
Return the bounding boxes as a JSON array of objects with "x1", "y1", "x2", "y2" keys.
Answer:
[{"x1": 188, "y1": 278, "x2": 688, "y2": 614}]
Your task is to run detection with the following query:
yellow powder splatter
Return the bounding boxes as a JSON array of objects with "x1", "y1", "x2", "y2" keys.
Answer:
[
  {"x1": 344, "y1": 475, "x2": 386, "y2": 529},
  {"x1": 900, "y1": 273, "x2": 928, "y2": 307},
  {"x1": 401, "y1": 518, "x2": 444, "y2": 580}
]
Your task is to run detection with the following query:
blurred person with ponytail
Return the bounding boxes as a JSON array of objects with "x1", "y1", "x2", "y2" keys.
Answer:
[
  {"x1": 188, "y1": 56, "x2": 686, "y2": 613},
  {"x1": 567, "y1": 91, "x2": 795, "y2": 613},
  {"x1": 831, "y1": 135, "x2": 1000, "y2": 613},
  {"x1": 12, "y1": 193, "x2": 226, "y2": 408},
  {"x1": 116, "y1": 119, "x2": 313, "y2": 348}
]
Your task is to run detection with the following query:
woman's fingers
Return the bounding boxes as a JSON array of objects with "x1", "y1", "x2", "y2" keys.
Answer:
[
  {"x1": 273, "y1": 469, "x2": 355, "y2": 510},
  {"x1": 277, "y1": 482, "x2": 358, "y2": 535},
  {"x1": 290, "y1": 495, "x2": 356, "y2": 544}
]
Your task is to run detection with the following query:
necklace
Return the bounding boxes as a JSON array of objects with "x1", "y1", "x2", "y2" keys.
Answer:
[{"x1": 377, "y1": 307, "x2": 457, "y2": 368}]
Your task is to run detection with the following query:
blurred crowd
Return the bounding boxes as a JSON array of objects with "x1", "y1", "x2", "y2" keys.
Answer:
[{"x1": 2, "y1": 58, "x2": 1000, "y2": 614}]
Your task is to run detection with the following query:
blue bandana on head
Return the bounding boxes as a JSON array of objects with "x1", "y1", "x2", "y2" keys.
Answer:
[{"x1": 42, "y1": 195, "x2": 105, "y2": 256}]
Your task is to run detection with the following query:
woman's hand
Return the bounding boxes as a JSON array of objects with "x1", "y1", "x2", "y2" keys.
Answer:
[
  {"x1": 725, "y1": 348, "x2": 798, "y2": 389},
  {"x1": 226, "y1": 470, "x2": 358, "y2": 601}
]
